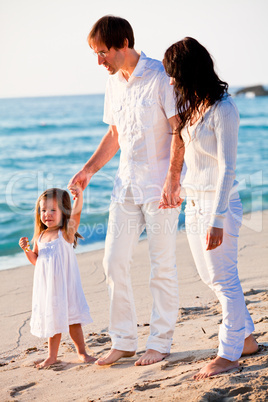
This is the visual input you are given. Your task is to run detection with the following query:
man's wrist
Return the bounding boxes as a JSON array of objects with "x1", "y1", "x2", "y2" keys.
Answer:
[{"x1": 82, "y1": 164, "x2": 96, "y2": 177}]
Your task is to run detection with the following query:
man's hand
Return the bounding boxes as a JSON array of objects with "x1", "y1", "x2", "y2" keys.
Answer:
[
  {"x1": 68, "y1": 182, "x2": 83, "y2": 200},
  {"x1": 159, "y1": 171, "x2": 184, "y2": 209},
  {"x1": 159, "y1": 115, "x2": 185, "y2": 209},
  {"x1": 68, "y1": 170, "x2": 92, "y2": 199}
]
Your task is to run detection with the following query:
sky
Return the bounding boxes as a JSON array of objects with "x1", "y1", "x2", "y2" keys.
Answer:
[{"x1": 0, "y1": 0, "x2": 267, "y2": 98}]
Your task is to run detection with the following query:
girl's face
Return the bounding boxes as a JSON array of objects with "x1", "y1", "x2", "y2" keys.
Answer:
[{"x1": 40, "y1": 198, "x2": 62, "y2": 229}]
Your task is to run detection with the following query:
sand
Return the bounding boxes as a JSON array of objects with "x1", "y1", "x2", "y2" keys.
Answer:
[{"x1": 0, "y1": 211, "x2": 267, "y2": 401}]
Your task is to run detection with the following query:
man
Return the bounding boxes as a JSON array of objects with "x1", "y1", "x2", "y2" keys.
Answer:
[{"x1": 68, "y1": 15, "x2": 184, "y2": 366}]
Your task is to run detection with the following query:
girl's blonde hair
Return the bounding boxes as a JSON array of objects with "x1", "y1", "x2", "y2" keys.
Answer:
[{"x1": 32, "y1": 188, "x2": 82, "y2": 248}]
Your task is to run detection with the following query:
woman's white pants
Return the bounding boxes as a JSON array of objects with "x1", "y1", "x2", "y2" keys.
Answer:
[
  {"x1": 185, "y1": 192, "x2": 255, "y2": 361},
  {"x1": 103, "y1": 190, "x2": 180, "y2": 353}
]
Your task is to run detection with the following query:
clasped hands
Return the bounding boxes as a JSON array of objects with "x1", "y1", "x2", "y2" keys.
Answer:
[
  {"x1": 159, "y1": 177, "x2": 183, "y2": 209},
  {"x1": 159, "y1": 193, "x2": 183, "y2": 209},
  {"x1": 68, "y1": 169, "x2": 91, "y2": 200}
]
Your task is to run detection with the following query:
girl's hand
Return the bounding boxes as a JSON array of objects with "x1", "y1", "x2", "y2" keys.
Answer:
[
  {"x1": 68, "y1": 169, "x2": 91, "y2": 197},
  {"x1": 19, "y1": 237, "x2": 30, "y2": 252},
  {"x1": 69, "y1": 183, "x2": 82, "y2": 200},
  {"x1": 206, "y1": 226, "x2": 223, "y2": 250}
]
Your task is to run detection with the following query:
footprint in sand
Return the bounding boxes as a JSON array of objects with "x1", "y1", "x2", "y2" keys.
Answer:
[
  {"x1": 161, "y1": 355, "x2": 196, "y2": 370},
  {"x1": 50, "y1": 362, "x2": 69, "y2": 371},
  {"x1": 208, "y1": 333, "x2": 218, "y2": 339},
  {"x1": 243, "y1": 288, "x2": 265, "y2": 297},
  {"x1": 10, "y1": 382, "x2": 37, "y2": 397},
  {"x1": 200, "y1": 385, "x2": 254, "y2": 401},
  {"x1": 25, "y1": 346, "x2": 38, "y2": 354},
  {"x1": 261, "y1": 292, "x2": 268, "y2": 301},
  {"x1": 134, "y1": 383, "x2": 161, "y2": 391},
  {"x1": 177, "y1": 306, "x2": 212, "y2": 323},
  {"x1": 63, "y1": 343, "x2": 76, "y2": 353},
  {"x1": 86, "y1": 333, "x2": 111, "y2": 347},
  {"x1": 254, "y1": 316, "x2": 268, "y2": 324}
]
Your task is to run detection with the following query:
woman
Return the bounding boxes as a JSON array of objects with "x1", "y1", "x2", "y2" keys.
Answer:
[{"x1": 163, "y1": 37, "x2": 258, "y2": 379}]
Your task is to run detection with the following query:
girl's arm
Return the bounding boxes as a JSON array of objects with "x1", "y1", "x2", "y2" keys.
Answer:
[
  {"x1": 19, "y1": 237, "x2": 38, "y2": 265},
  {"x1": 65, "y1": 184, "x2": 83, "y2": 243}
]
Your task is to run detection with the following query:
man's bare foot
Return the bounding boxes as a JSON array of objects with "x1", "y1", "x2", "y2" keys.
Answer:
[
  {"x1": 194, "y1": 356, "x2": 239, "y2": 380},
  {"x1": 35, "y1": 356, "x2": 57, "y2": 369},
  {"x1": 242, "y1": 334, "x2": 258, "y2": 355},
  {"x1": 78, "y1": 353, "x2": 96, "y2": 363},
  {"x1": 134, "y1": 349, "x2": 169, "y2": 366},
  {"x1": 95, "y1": 349, "x2": 135, "y2": 366}
]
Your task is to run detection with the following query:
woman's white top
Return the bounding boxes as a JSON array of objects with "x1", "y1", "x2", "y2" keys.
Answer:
[
  {"x1": 181, "y1": 95, "x2": 240, "y2": 228},
  {"x1": 30, "y1": 230, "x2": 92, "y2": 338}
]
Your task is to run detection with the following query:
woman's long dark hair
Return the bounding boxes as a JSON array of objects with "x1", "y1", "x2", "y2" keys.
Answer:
[{"x1": 163, "y1": 37, "x2": 228, "y2": 131}]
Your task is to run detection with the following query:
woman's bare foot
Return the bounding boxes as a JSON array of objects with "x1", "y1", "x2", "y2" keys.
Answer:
[
  {"x1": 135, "y1": 349, "x2": 169, "y2": 366},
  {"x1": 242, "y1": 334, "x2": 258, "y2": 355},
  {"x1": 194, "y1": 356, "x2": 239, "y2": 380},
  {"x1": 35, "y1": 356, "x2": 58, "y2": 369},
  {"x1": 95, "y1": 349, "x2": 135, "y2": 366},
  {"x1": 78, "y1": 353, "x2": 96, "y2": 363}
]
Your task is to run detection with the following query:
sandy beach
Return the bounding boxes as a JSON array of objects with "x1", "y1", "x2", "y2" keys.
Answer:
[{"x1": 0, "y1": 210, "x2": 267, "y2": 401}]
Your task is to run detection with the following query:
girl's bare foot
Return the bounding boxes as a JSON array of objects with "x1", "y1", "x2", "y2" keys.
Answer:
[
  {"x1": 194, "y1": 356, "x2": 239, "y2": 380},
  {"x1": 78, "y1": 353, "x2": 96, "y2": 363},
  {"x1": 242, "y1": 334, "x2": 258, "y2": 355},
  {"x1": 35, "y1": 356, "x2": 58, "y2": 369}
]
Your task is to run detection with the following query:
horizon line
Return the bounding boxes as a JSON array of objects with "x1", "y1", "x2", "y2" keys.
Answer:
[{"x1": 1, "y1": 84, "x2": 268, "y2": 101}]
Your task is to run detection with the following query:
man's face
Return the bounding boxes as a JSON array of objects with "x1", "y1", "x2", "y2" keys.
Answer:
[{"x1": 92, "y1": 41, "x2": 126, "y2": 75}]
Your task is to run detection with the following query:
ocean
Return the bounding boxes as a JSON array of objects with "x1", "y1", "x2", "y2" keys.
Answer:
[{"x1": 0, "y1": 93, "x2": 268, "y2": 270}]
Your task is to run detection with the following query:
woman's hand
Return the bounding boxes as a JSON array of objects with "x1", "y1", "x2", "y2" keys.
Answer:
[{"x1": 206, "y1": 226, "x2": 223, "y2": 250}]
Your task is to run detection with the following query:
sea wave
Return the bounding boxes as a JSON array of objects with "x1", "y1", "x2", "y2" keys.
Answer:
[{"x1": 0, "y1": 120, "x2": 105, "y2": 134}]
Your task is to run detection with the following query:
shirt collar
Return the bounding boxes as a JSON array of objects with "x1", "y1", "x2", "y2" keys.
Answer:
[
  {"x1": 117, "y1": 51, "x2": 147, "y2": 82},
  {"x1": 132, "y1": 51, "x2": 147, "y2": 77}
]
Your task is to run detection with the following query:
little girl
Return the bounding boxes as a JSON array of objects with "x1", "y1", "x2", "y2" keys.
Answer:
[{"x1": 19, "y1": 185, "x2": 95, "y2": 368}]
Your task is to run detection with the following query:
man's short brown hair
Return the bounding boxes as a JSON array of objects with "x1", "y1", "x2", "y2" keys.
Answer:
[{"x1": 88, "y1": 15, "x2": 135, "y2": 50}]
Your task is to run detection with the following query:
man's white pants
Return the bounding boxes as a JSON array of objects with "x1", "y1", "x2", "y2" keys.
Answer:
[
  {"x1": 103, "y1": 190, "x2": 180, "y2": 353},
  {"x1": 185, "y1": 191, "x2": 255, "y2": 361}
]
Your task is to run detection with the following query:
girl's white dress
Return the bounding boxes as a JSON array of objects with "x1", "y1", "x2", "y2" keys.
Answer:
[{"x1": 30, "y1": 230, "x2": 92, "y2": 338}]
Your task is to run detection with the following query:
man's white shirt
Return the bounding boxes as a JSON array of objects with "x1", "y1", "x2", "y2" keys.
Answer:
[{"x1": 103, "y1": 51, "x2": 176, "y2": 204}]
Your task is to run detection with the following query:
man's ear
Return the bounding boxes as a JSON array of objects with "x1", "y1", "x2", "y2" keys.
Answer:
[{"x1": 123, "y1": 38, "x2": 129, "y2": 49}]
